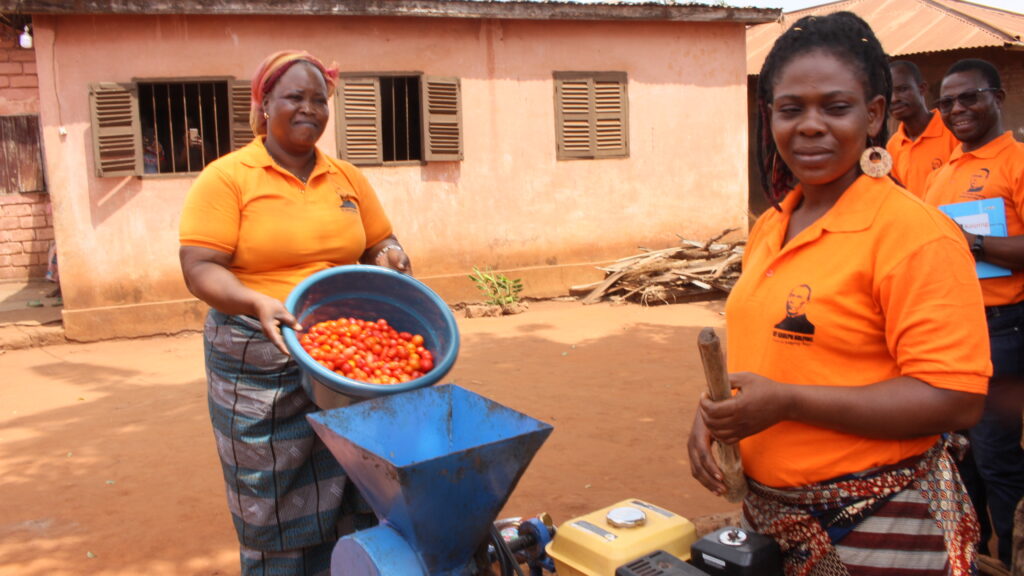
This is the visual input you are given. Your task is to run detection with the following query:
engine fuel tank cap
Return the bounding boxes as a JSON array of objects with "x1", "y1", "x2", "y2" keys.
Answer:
[
  {"x1": 719, "y1": 528, "x2": 748, "y2": 546},
  {"x1": 606, "y1": 506, "x2": 646, "y2": 528}
]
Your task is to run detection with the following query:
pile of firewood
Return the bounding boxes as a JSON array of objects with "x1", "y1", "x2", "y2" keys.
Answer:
[{"x1": 570, "y1": 229, "x2": 744, "y2": 306}]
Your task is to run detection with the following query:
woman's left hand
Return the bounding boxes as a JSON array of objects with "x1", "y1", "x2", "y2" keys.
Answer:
[
  {"x1": 362, "y1": 236, "x2": 413, "y2": 275},
  {"x1": 700, "y1": 372, "x2": 790, "y2": 445},
  {"x1": 375, "y1": 244, "x2": 412, "y2": 275},
  {"x1": 687, "y1": 407, "x2": 728, "y2": 496}
]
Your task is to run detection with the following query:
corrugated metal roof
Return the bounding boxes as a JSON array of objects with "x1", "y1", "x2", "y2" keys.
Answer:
[
  {"x1": 463, "y1": 0, "x2": 721, "y2": 3},
  {"x1": 747, "y1": 0, "x2": 1024, "y2": 75},
  {"x1": 0, "y1": 0, "x2": 778, "y2": 23}
]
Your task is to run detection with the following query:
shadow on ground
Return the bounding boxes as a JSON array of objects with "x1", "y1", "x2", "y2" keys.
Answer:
[
  {"x1": 0, "y1": 280, "x2": 63, "y2": 326},
  {"x1": 0, "y1": 299, "x2": 736, "y2": 576}
]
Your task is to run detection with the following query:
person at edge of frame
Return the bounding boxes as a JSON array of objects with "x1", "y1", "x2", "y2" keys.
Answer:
[{"x1": 923, "y1": 57, "x2": 1024, "y2": 571}]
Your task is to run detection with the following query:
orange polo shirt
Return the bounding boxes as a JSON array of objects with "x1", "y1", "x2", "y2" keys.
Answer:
[
  {"x1": 886, "y1": 109, "x2": 959, "y2": 199},
  {"x1": 923, "y1": 131, "x2": 1024, "y2": 307},
  {"x1": 179, "y1": 138, "x2": 393, "y2": 302},
  {"x1": 727, "y1": 175, "x2": 990, "y2": 488}
]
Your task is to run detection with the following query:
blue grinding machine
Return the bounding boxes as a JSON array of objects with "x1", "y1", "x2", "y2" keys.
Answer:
[{"x1": 307, "y1": 383, "x2": 553, "y2": 576}]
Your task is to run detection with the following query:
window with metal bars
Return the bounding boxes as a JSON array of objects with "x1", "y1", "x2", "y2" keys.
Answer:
[
  {"x1": 554, "y1": 71, "x2": 629, "y2": 160},
  {"x1": 137, "y1": 81, "x2": 231, "y2": 174},
  {"x1": 89, "y1": 77, "x2": 252, "y2": 178},
  {"x1": 336, "y1": 73, "x2": 462, "y2": 166},
  {"x1": 380, "y1": 76, "x2": 422, "y2": 162}
]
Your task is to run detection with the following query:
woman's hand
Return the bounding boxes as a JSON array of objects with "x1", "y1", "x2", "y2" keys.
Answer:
[
  {"x1": 252, "y1": 293, "x2": 301, "y2": 355},
  {"x1": 375, "y1": 245, "x2": 412, "y2": 274},
  {"x1": 699, "y1": 372, "x2": 790, "y2": 445},
  {"x1": 687, "y1": 407, "x2": 727, "y2": 496},
  {"x1": 362, "y1": 235, "x2": 413, "y2": 275}
]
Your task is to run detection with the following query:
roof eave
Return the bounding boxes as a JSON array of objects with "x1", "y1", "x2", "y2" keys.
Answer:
[
  {"x1": 0, "y1": 0, "x2": 780, "y2": 24},
  {"x1": 748, "y1": 40, "x2": 1024, "y2": 75}
]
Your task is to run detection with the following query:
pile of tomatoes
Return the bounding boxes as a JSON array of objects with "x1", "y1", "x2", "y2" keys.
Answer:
[{"x1": 299, "y1": 316, "x2": 435, "y2": 385}]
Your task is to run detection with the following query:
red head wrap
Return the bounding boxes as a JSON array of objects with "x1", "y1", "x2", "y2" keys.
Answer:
[{"x1": 249, "y1": 50, "x2": 339, "y2": 135}]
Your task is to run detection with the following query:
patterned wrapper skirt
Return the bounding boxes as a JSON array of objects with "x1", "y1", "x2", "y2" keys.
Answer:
[
  {"x1": 203, "y1": 309, "x2": 373, "y2": 555},
  {"x1": 743, "y1": 436, "x2": 980, "y2": 576}
]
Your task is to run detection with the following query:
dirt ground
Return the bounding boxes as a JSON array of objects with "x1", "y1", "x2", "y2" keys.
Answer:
[{"x1": 0, "y1": 298, "x2": 738, "y2": 576}]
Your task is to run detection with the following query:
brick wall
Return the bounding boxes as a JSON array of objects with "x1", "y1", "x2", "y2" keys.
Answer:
[
  {"x1": 0, "y1": 23, "x2": 38, "y2": 115},
  {"x1": 0, "y1": 22, "x2": 47, "y2": 281},
  {"x1": 0, "y1": 192, "x2": 52, "y2": 280}
]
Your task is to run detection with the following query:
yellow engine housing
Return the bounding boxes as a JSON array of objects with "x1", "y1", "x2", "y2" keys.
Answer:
[{"x1": 545, "y1": 498, "x2": 697, "y2": 576}]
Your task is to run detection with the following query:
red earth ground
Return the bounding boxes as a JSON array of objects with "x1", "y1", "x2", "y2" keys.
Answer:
[{"x1": 0, "y1": 298, "x2": 739, "y2": 576}]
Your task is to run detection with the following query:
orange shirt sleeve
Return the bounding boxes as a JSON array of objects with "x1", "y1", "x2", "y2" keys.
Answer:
[
  {"x1": 880, "y1": 232, "x2": 990, "y2": 394},
  {"x1": 179, "y1": 163, "x2": 241, "y2": 254}
]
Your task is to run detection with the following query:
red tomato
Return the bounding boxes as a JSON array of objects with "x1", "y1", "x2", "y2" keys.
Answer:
[{"x1": 298, "y1": 316, "x2": 436, "y2": 385}]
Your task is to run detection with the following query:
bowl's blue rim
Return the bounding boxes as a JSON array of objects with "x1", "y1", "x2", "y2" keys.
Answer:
[{"x1": 281, "y1": 265, "x2": 460, "y2": 395}]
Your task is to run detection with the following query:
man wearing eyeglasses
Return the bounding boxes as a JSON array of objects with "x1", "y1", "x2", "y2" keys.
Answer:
[
  {"x1": 924, "y1": 58, "x2": 1024, "y2": 570},
  {"x1": 886, "y1": 60, "x2": 958, "y2": 199}
]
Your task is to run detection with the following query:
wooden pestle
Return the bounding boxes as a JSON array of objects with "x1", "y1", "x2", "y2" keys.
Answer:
[{"x1": 697, "y1": 327, "x2": 748, "y2": 503}]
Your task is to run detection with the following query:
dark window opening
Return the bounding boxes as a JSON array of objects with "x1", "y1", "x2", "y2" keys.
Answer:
[
  {"x1": 138, "y1": 82, "x2": 231, "y2": 174},
  {"x1": 380, "y1": 76, "x2": 422, "y2": 162}
]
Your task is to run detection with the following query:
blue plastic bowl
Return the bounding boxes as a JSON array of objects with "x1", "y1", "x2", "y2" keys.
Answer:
[{"x1": 283, "y1": 265, "x2": 460, "y2": 409}]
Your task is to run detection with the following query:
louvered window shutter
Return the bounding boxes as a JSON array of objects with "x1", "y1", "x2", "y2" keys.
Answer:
[
  {"x1": 554, "y1": 72, "x2": 628, "y2": 160},
  {"x1": 337, "y1": 77, "x2": 383, "y2": 166},
  {"x1": 555, "y1": 77, "x2": 593, "y2": 159},
  {"x1": 89, "y1": 82, "x2": 141, "y2": 177},
  {"x1": 593, "y1": 76, "x2": 628, "y2": 158},
  {"x1": 421, "y1": 76, "x2": 463, "y2": 162},
  {"x1": 230, "y1": 79, "x2": 255, "y2": 151}
]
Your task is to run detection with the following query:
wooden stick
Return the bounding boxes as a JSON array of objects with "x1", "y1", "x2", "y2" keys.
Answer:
[{"x1": 697, "y1": 327, "x2": 748, "y2": 502}]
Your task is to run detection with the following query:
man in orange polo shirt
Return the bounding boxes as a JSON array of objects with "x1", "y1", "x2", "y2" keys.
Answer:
[
  {"x1": 886, "y1": 60, "x2": 959, "y2": 199},
  {"x1": 924, "y1": 58, "x2": 1024, "y2": 569}
]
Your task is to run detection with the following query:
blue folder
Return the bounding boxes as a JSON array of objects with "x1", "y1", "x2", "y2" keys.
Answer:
[{"x1": 938, "y1": 197, "x2": 1011, "y2": 279}]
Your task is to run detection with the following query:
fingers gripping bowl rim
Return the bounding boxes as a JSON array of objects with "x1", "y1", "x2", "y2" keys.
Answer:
[{"x1": 282, "y1": 265, "x2": 460, "y2": 409}]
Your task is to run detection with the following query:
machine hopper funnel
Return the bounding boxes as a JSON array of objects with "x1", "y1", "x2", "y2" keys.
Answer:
[{"x1": 307, "y1": 383, "x2": 553, "y2": 576}]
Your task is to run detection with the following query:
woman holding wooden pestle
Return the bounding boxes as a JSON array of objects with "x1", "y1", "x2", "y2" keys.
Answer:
[{"x1": 687, "y1": 12, "x2": 992, "y2": 575}]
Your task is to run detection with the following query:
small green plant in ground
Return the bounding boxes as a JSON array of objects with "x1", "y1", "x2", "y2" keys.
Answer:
[{"x1": 469, "y1": 266, "x2": 523, "y2": 308}]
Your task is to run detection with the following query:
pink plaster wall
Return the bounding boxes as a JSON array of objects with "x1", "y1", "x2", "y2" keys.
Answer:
[{"x1": 32, "y1": 14, "x2": 750, "y2": 339}]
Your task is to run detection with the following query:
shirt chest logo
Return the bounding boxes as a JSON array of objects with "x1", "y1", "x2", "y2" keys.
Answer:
[
  {"x1": 336, "y1": 188, "x2": 358, "y2": 213},
  {"x1": 772, "y1": 284, "x2": 815, "y2": 345},
  {"x1": 965, "y1": 168, "x2": 990, "y2": 197}
]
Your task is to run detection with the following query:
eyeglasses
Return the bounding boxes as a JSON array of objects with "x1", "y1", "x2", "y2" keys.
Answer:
[{"x1": 935, "y1": 88, "x2": 999, "y2": 114}]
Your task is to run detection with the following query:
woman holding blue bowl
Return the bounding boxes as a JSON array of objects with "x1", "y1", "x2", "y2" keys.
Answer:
[{"x1": 178, "y1": 49, "x2": 410, "y2": 576}]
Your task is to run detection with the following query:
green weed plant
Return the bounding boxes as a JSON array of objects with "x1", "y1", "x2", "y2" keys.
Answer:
[{"x1": 469, "y1": 266, "x2": 523, "y2": 308}]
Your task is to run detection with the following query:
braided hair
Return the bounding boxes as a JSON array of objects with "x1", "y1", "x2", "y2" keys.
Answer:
[{"x1": 756, "y1": 11, "x2": 892, "y2": 209}]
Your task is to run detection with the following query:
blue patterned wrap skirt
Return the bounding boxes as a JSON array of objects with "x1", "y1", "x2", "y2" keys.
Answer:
[{"x1": 203, "y1": 309, "x2": 374, "y2": 556}]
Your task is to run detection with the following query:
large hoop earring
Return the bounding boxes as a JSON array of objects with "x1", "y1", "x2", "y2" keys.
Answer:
[{"x1": 859, "y1": 146, "x2": 892, "y2": 178}]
